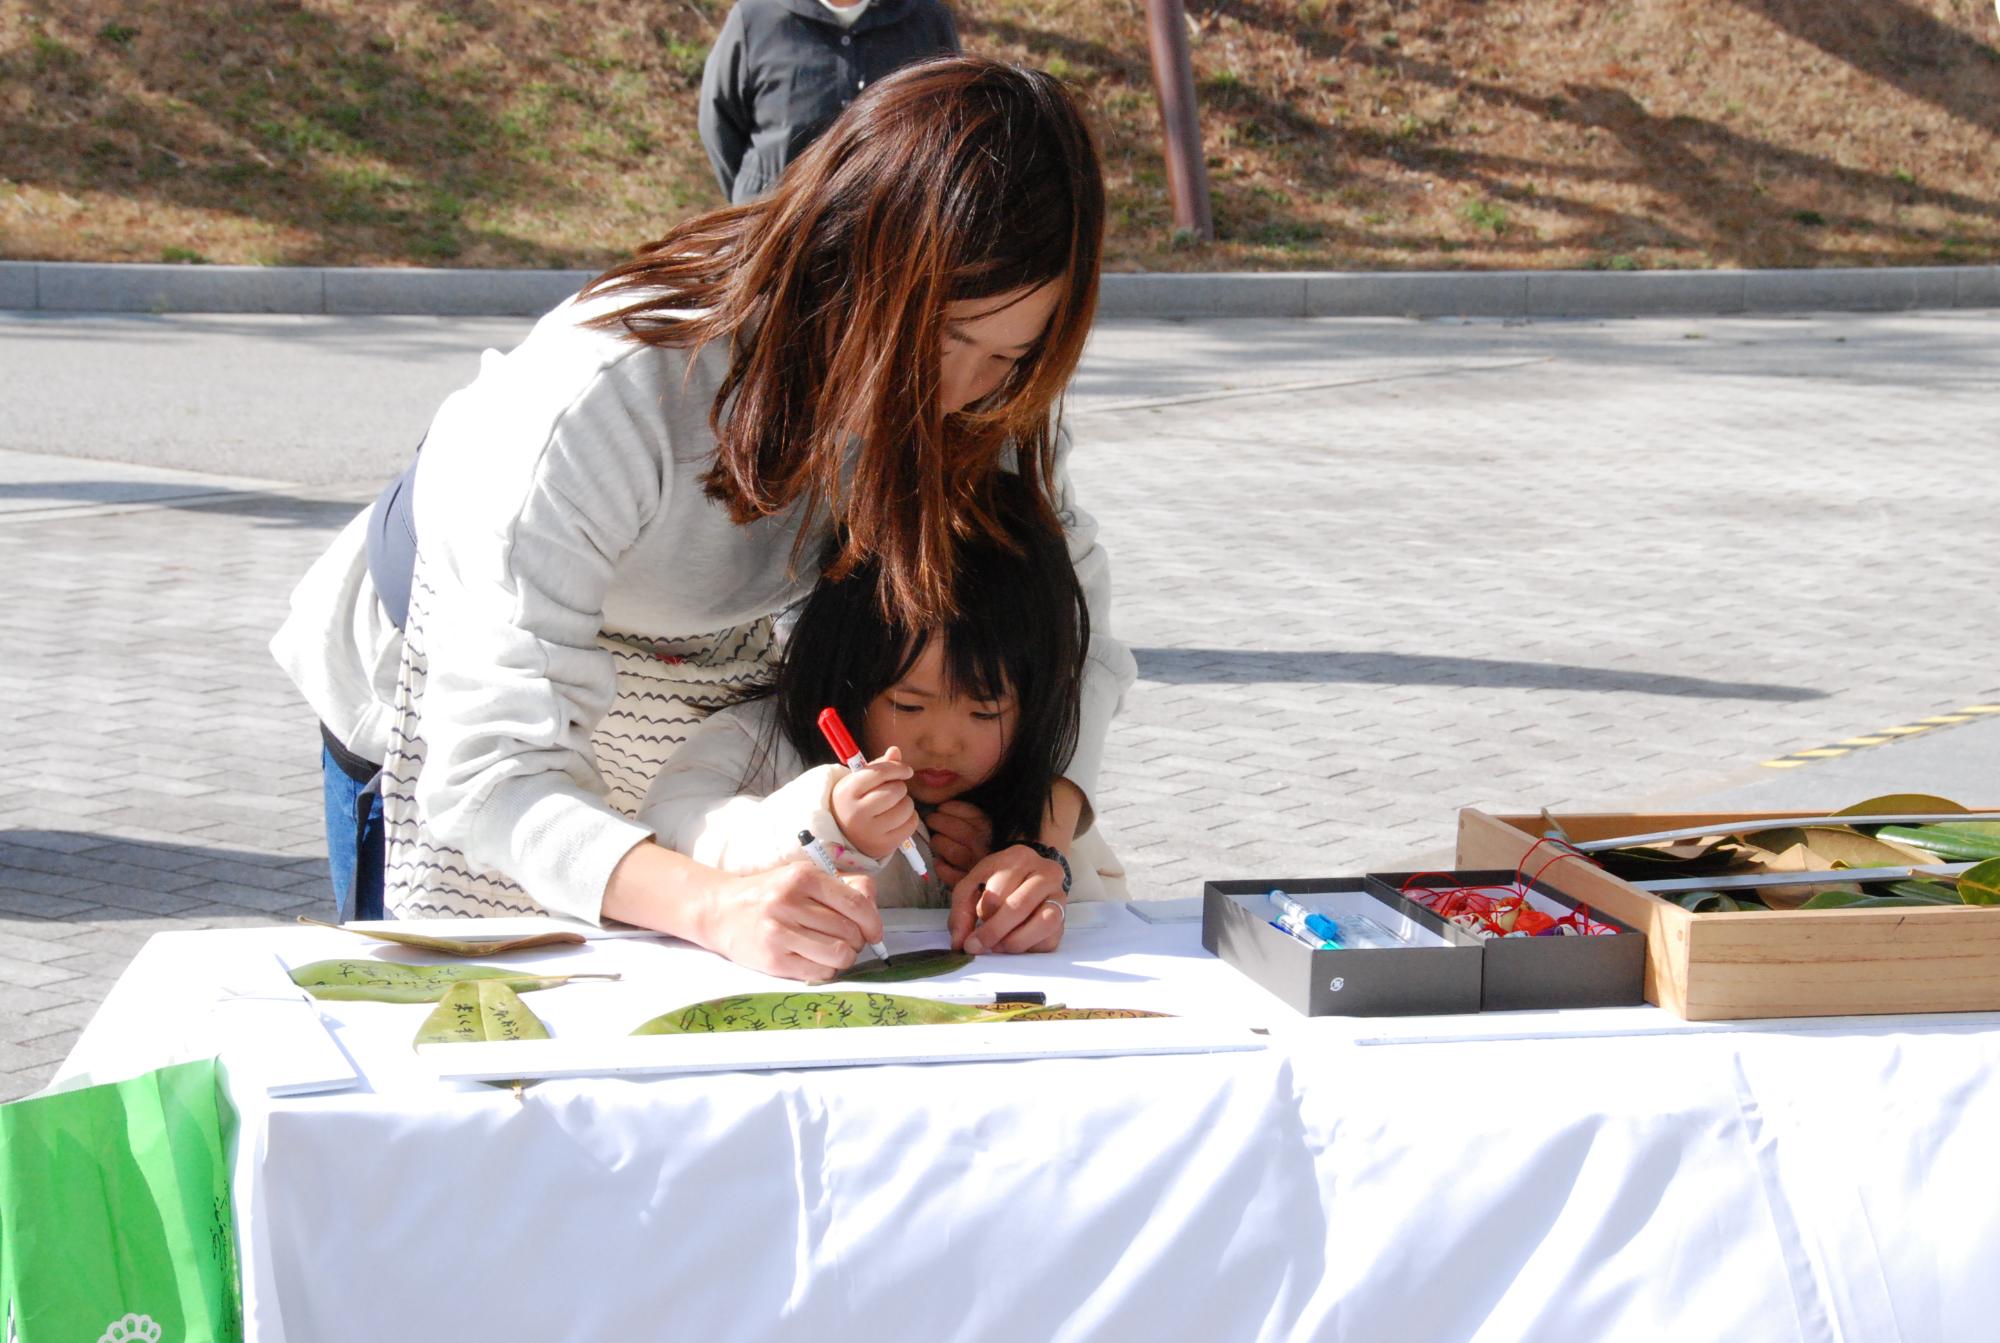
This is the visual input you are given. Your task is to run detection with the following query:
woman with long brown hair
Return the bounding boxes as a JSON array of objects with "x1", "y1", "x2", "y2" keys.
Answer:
[{"x1": 272, "y1": 56, "x2": 1135, "y2": 981}]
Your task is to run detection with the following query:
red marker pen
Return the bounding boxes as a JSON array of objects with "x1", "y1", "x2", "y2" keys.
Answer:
[{"x1": 818, "y1": 706, "x2": 929, "y2": 878}]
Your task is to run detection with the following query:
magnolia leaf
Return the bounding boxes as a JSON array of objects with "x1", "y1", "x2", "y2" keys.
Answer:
[
  {"x1": 1956, "y1": 859, "x2": 2000, "y2": 906},
  {"x1": 298, "y1": 914, "x2": 586, "y2": 957},
  {"x1": 1730, "y1": 836, "x2": 1815, "y2": 870},
  {"x1": 1834, "y1": 793, "x2": 1969, "y2": 818},
  {"x1": 1874, "y1": 824, "x2": 2000, "y2": 864},
  {"x1": 1001, "y1": 1007, "x2": 1172, "y2": 1021},
  {"x1": 414, "y1": 980, "x2": 551, "y2": 1046},
  {"x1": 1590, "y1": 837, "x2": 1742, "y2": 881},
  {"x1": 1798, "y1": 888, "x2": 1870, "y2": 910},
  {"x1": 1800, "y1": 892, "x2": 1960, "y2": 910},
  {"x1": 1882, "y1": 879, "x2": 1967, "y2": 904},
  {"x1": 833, "y1": 948, "x2": 973, "y2": 983},
  {"x1": 1791, "y1": 826, "x2": 1941, "y2": 871},
  {"x1": 1757, "y1": 885, "x2": 1819, "y2": 911},
  {"x1": 1675, "y1": 891, "x2": 1765, "y2": 913},
  {"x1": 633, "y1": 990, "x2": 1033, "y2": 1035},
  {"x1": 290, "y1": 959, "x2": 618, "y2": 1003}
]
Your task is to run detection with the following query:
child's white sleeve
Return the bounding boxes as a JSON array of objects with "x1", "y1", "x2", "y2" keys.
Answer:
[{"x1": 637, "y1": 713, "x2": 885, "y2": 874}]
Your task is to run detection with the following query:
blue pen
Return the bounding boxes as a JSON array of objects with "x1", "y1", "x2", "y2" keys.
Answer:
[
  {"x1": 1268, "y1": 890, "x2": 1345, "y2": 947},
  {"x1": 1269, "y1": 916, "x2": 1340, "y2": 952}
]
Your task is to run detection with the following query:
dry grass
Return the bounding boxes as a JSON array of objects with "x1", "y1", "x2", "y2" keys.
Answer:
[{"x1": 3, "y1": 0, "x2": 1998, "y2": 271}]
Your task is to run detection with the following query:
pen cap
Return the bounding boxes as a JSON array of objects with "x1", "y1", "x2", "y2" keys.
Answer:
[{"x1": 817, "y1": 707, "x2": 864, "y2": 764}]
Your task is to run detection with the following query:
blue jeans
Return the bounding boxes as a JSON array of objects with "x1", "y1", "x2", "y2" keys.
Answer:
[{"x1": 322, "y1": 743, "x2": 385, "y2": 922}]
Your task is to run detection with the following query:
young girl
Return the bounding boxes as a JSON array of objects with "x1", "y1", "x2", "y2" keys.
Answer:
[{"x1": 641, "y1": 476, "x2": 1126, "y2": 952}]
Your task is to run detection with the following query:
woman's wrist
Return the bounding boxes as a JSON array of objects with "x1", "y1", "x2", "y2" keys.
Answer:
[
  {"x1": 602, "y1": 839, "x2": 729, "y2": 948},
  {"x1": 1017, "y1": 840, "x2": 1072, "y2": 895}
]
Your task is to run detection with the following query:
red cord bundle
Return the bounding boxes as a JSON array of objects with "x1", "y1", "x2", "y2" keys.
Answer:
[{"x1": 1398, "y1": 839, "x2": 1615, "y2": 938}]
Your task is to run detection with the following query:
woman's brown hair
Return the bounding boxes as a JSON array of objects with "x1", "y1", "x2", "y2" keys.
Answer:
[{"x1": 580, "y1": 56, "x2": 1104, "y2": 625}]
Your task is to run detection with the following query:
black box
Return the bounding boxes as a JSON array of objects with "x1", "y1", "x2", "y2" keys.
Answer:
[
  {"x1": 1365, "y1": 870, "x2": 1646, "y2": 1011},
  {"x1": 1201, "y1": 878, "x2": 1483, "y2": 1017}
]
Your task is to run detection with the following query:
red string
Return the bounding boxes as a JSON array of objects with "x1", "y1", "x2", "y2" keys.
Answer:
[{"x1": 1396, "y1": 835, "x2": 1616, "y2": 937}]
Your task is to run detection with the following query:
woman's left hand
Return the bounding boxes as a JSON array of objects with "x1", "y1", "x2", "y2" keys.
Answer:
[{"x1": 949, "y1": 843, "x2": 1067, "y2": 955}]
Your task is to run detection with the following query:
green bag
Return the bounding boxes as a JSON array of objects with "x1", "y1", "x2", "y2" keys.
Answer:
[{"x1": 0, "y1": 1058, "x2": 242, "y2": 1343}]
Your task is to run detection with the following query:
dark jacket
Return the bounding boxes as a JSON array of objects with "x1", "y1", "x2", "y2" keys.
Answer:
[{"x1": 699, "y1": 0, "x2": 961, "y2": 203}]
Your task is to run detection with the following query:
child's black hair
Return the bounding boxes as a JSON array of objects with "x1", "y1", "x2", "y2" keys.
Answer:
[{"x1": 769, "y1": 472, "x2": 1089, "y2": 849}]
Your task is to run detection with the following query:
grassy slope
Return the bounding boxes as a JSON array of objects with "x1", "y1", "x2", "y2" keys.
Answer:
[{"x1": 2, "y1": 0, "x2": 1997, "y2": 271}]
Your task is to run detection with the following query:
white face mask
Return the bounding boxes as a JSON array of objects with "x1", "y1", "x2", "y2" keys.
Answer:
[{"x1": 819, "y1": 0, "x2": 873, "y2": 26}]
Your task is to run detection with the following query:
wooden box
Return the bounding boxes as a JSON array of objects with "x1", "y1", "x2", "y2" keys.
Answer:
[{"x1": 1456, "y1": 806, "x2": 2000, "y2": 1020}]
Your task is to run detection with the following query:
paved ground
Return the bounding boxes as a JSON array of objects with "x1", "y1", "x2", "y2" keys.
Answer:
[{"x1": 3, "y1": 307, "x2": 1997, "y2": 1101}]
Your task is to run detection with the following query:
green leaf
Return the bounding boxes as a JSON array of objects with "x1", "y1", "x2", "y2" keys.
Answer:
[
  {"x1": 289, "y1": 959, "x2": 618, "y2": 1003},
  {"x1": 632, "y1": 991, "x2": 1029, "y2": 1035},
  {"x1": 1834, "y1": 793, "x2": 1969, "y2": 818},
  {"x1": 1791, "y1": 826, "x2": 1940, "y2": 870},
  {"x1": 1674, "y1": 890, "x2": 1766, "y2": 912},
  {"x1": 414, "y1": 980, "x2": 552, "y2": 1045},
  {"x1": 1956, "y1": 858, "x2": 2000, "y2": 905},
  {"x1": 1875, "y1": 824, "x2": 2000, "y2": 863},
  {"x1": 1799, "y1": 890, "x2": 1959, "y2": 910},
  {"x1": 832, "y1": 948, "x2": 973, "y2": 983},
  {"x1": 298, "y1": 914, "x2": 586, "y2": 957},
  {"x1": 1882, "y1": 879, "x2": 1966, "y2": 904}
]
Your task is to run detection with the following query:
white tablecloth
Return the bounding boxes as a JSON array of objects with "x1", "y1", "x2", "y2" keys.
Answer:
[{"x1": 56, "y1": 913, "x2": 2000, "y2": 1342}]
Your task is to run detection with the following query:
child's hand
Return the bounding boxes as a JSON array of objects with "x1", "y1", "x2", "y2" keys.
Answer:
[
  {"x1": 829, "y1": 745, "x2": 919, "y2": 860},
  {"x1": 949, "y1": 844, "x2": 1067, "y2": 955},
  {"x1": 924, "y1": 799, "x2": 994, "y2": 887}
]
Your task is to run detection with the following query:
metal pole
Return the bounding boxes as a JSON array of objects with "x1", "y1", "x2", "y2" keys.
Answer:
[{"x1": 1141, "y1": 0, "x2": 1215, "y2": 241}]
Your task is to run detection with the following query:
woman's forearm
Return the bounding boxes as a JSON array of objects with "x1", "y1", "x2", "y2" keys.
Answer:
[{"x1": 602, "y1": 839, "x2": 729, "y2": 948}]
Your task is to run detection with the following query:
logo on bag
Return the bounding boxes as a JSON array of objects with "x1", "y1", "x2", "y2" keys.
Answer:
[
  {"x1": 1328, "y1": 976, "x2": 1345, "y2": 992},
  {"x1": 99, "y1": 1316, "x2": 163, "y2": 1343}
]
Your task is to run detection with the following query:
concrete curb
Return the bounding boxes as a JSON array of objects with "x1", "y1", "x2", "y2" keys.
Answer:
[{"x1": 3, "y1": 259, "x2": 1997, "y2": 319}]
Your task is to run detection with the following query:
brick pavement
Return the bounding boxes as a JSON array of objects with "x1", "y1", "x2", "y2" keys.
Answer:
[{"x1": 4, "y1": 308, "x2": 1997, "y2": 1100}]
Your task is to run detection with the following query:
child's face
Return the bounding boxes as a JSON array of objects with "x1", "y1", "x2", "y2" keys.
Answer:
[{"x1": 860, "y1": 640, "x2": 1017, "y2": 805}]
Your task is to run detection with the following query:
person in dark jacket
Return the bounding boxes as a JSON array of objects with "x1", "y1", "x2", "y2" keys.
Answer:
[{"x1": 699, "y1": 0, "x2": 960, "y2": 204}]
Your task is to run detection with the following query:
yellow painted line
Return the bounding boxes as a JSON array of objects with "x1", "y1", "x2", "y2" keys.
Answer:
[{"x1": 1760, "y1": 697, "x2": 2000, "y2": 769}]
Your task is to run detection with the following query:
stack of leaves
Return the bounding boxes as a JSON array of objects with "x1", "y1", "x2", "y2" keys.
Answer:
[{"x1": 1554, "y1": 794, "x2": 2000, "y2": 912}]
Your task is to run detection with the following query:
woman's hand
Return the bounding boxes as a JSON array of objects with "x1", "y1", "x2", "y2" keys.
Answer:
[
  {"x1": 829, "y1": 746, "x2": 919, "y2": 860},
  {"x1": 949, "y1": 844, "x2": 1067, "y2": 955},
  {"x1": 603, "y1": 841, "x2": 882, "y2": 982},
  {"x1": 700, "y1": 862, "x2": 886, "y2": 981},
  {"x1": 924, "y1": 799, "x2": 995, "y2": 887}
]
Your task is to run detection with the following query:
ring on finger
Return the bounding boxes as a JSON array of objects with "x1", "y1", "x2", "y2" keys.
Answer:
[{"x1": 1041, "y1": 898, "x2": 1066, "y2": 922}]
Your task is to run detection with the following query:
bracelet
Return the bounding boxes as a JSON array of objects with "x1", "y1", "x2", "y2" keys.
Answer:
[{"x1": 1020, "y1": 840, "x2": 1072, "y2": 895}]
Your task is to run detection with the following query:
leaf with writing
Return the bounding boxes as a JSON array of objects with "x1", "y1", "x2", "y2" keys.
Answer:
[
  {"x1": 413, "y1": 980, "x2": 552, "y2": 1045},
  {"x1": 289, "y1": 959, "x2": 618, "y2": 1003},
  {"x1": 298, "y1": 914, "x2": 586, "y2": 957},
  {"x1": 632, "y1": 990, "x2": 1032, "y2": 1035}
]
